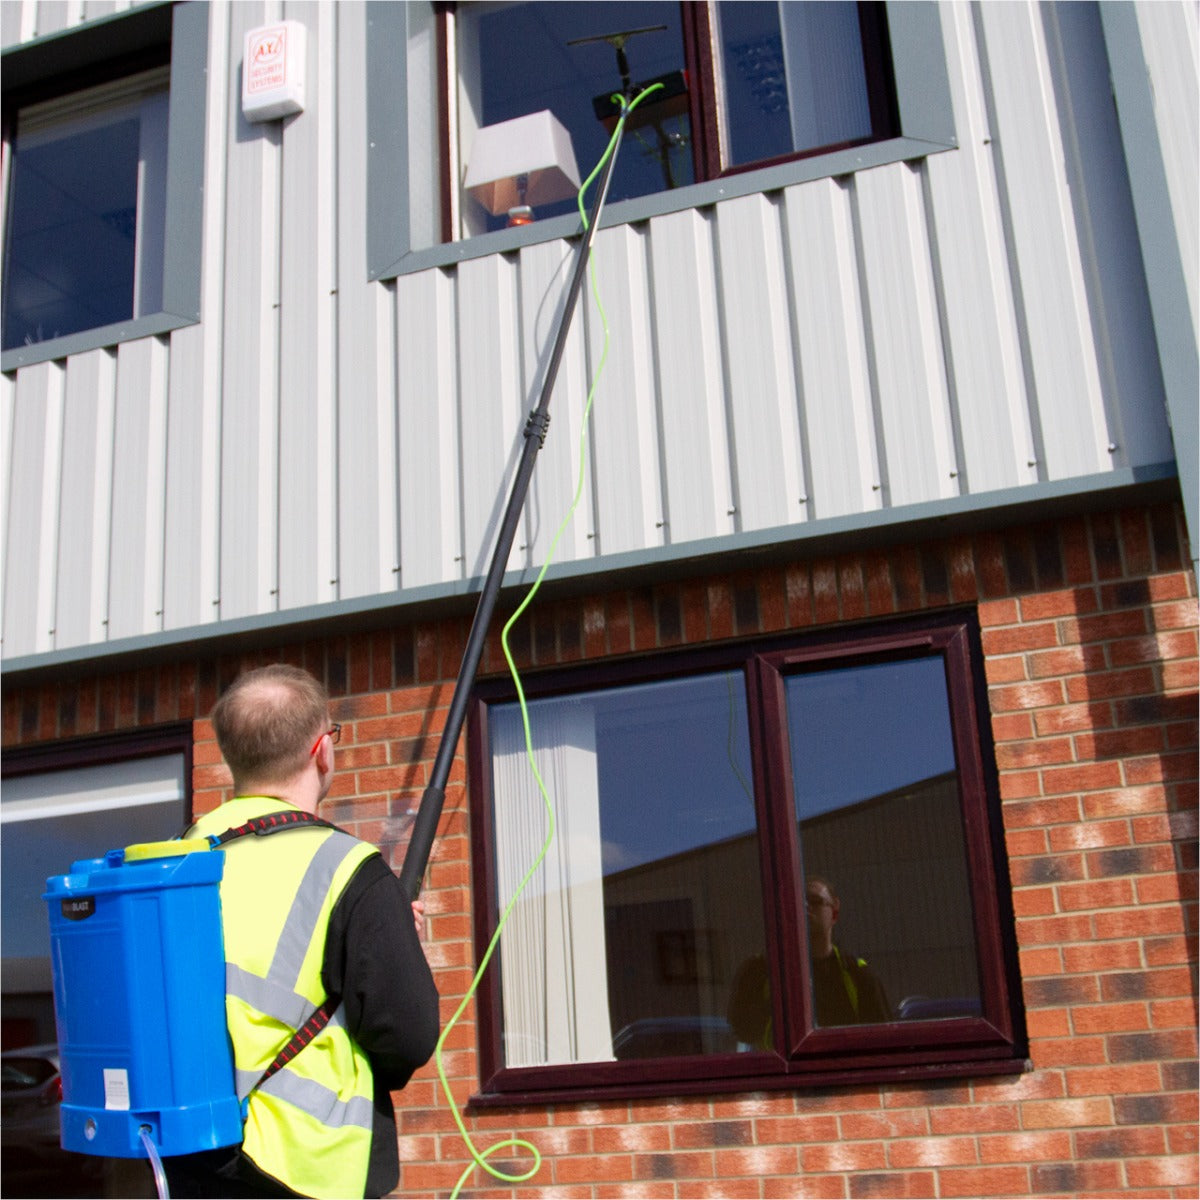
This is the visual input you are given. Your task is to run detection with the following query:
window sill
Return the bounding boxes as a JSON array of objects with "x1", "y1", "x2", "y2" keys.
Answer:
[
  {"x1": 373, "y1": 133, "x2": 956, "y2": 282},
  {"x1": 1, "y1": 310, "x2": 199, "y2": 372},
  {"x1": 466, "y1": 1054, "x2": 1031, "y2": 1111}
]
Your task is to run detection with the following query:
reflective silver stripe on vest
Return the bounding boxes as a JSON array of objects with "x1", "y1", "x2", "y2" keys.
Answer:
[
  {"x1": 225, "y1": 830, "x2": 365, "y2": 1102},
  {"x1": 226, "y1": 963, "x2": 313, "y2": 1031},
  {"x1": 267, "y1": 831, "x2": 362, "y2": 989},
  {"x1": 258, "y1": 1067, "x2": 375, "y2": 1132}
]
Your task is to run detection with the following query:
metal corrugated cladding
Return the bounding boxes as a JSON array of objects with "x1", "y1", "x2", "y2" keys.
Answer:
[{"x1": 0, "y1": 0, "x2": 1188, "y2": 662}]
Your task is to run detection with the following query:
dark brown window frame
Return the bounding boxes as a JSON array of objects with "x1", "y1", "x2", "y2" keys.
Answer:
[
  {"x1": 437, "y1": 0, "x2": 900, "y2": 245},
  {"x1": 466, "y1": 609, "x2": 1026, "y2": 1108},
  {"x1": 1, "y1": 722, "x2": 194, "y2": 788}
]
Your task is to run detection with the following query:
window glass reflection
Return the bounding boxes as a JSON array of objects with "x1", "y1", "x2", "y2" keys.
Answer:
[
  {"x1": 3, "y1": 77, "x2": 168, "y2": 352},
  {"x1": 715, "y1": 1, "x2": 873, "y2": 167},
  {"x1": 786, "y1": 657, "x2": 983, "y2": 1026},
  {"x1": 488, "y1": 671, "x2": 766, "y2": 1065}
]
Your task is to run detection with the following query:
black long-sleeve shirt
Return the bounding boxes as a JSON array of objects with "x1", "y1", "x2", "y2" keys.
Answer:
[{"x1": 323, "y1": 853, "x2": 440, "y2": 1195}]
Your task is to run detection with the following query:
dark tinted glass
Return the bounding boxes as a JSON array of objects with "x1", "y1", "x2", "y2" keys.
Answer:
[{"x1": 3, "y1": 116, "x2": 141, "y2": 349}]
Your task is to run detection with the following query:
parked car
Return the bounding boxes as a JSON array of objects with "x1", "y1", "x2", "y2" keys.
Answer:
[
  {"x1": 612, "y1": 1015, "x2": 740, "y2": 1060},
  {"x1": 1, "y1": 1045, "x2": 103, "y2": 1196}
]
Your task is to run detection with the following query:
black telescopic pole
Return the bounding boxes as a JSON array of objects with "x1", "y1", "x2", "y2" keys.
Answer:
[{"x1": 398, "y1": 122, "x2": 626, "y2": 900}]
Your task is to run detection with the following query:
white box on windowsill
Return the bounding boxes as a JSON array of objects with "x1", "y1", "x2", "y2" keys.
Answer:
[{"x1": 242, "y1": 21, "x2": 306, "y2": 123}]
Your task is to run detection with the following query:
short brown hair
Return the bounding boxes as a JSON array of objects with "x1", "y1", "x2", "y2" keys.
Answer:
[{"x1": 211, "y1": 665, "x2": 329, "y2": 787}]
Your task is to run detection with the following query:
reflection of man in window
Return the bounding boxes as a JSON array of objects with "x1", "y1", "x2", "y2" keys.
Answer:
[
  {"x1": 805, "y1": 875, "x2": 891, "y2": 1026},
  {"x1": 726, "y1": 875, "x2": 890, "y2": 1047}
]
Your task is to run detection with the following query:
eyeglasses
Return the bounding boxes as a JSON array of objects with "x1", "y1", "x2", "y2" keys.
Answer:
[
  {"x1": 308, "y1": 723, "x2": 342, "y2": 758},
  {"x1": 805, "y1": 894, "x2": 834, "y2": 911}
]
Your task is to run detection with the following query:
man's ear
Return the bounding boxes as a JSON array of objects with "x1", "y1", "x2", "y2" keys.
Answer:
[{"x1": 314, "y1": 736, "x2": 334, "y2": 777}]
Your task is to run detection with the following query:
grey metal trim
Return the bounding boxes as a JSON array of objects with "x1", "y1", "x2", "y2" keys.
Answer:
[
  {"x1": 0, "y1": 463, "x2": 1179, "y2": 683},
  {"x1": 0, "y1": 2, "x2": 209, "y2": 372},
  {"x1": 368, "y1": 0, "x2": 958, "y2": 282},
  {"x1": 365, "y1": 0, "x2": 412, "y2": 280},
  {"x1": 386, "y1": 136, "x2": 955, "y2": 278},
  {"x1": 1099, "y1": 3, "x2": 1199, "y2": 569},
  {"x1": 0, "y1": 311, "x2": 197, "y2": 370},
  {"x1": 159, "y1": 0, "x2": 208, "y2": 322},
  {"x1": 0, "y1": 1, "x2": 173, "y2": 73}
]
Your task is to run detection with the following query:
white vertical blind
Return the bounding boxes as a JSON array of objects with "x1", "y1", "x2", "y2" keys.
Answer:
[{"x1": 492, "y1": 701, "x2": 614, "y2": 1067}]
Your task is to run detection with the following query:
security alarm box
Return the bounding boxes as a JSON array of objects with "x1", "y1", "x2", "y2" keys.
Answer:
[{"x1": 243, "y1": 21, "x2": 306, "y2": 123}]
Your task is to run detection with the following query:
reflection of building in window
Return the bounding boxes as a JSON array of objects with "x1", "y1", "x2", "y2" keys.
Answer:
[{"x1": 449, "y1": 1, "x2": 897, "y2": 238}]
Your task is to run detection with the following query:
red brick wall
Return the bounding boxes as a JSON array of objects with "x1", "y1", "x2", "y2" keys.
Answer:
[{"x1": 4, "y1": 502, "x2": 1197, "y2": 1198}]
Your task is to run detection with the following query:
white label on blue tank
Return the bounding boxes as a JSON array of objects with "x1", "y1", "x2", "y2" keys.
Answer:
[{"x1": 103, "y1": 1068, "x2": 130, "y2": 1110}]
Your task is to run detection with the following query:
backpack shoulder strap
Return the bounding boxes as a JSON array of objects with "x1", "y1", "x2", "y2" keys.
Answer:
[{"x1": 207, "y1": 808, "x2": 343, "y2": 847}]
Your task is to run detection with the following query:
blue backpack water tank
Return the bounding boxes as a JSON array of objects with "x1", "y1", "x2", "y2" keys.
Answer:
[{"x1": 44, "y1": 840, "x2": 243, "y2": 1158}]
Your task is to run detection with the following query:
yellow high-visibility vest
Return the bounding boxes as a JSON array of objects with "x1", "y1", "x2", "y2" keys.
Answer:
[{"x1": 191, "y1": 797, "x2": 379, "y2": 1199}]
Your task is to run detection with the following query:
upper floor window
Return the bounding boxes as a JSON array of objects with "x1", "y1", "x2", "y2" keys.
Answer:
[
  {"x1": 0, "y1": 1, "x2": 208, "y2": 371},
  {"x1": 448, "y1": 1, "x2": 897, "y2": 238},
  {"x1": 3, "y1": 68, "x2": 169, "y2": 352},
  {"x1": 468, "y1": 612, "x2": 1025, "y2": 1103}
]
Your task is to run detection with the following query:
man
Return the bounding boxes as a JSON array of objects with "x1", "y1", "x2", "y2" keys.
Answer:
[
  {"x1": 727, "y1": 874, "x2": 890, "y2": 1045},
  {"x1": 805, "y1": 874, "x2": 891, "y2": 1027},
  {"x1": 164, "y1": 665, "x2": 439, "y2": 1199}
]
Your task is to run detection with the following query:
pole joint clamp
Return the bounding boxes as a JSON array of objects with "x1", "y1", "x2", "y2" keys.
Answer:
[{"x1": 525, "y1": 410, "x2": 551, "y2": 446}]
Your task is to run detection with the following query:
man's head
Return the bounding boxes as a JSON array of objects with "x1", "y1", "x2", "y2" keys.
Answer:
[
  {"x1": 805, "y1": 874, "x2": 840, "y2": 958},
  {"x1": 211, "y1": 664, "x2": 333, "y2": 797}
]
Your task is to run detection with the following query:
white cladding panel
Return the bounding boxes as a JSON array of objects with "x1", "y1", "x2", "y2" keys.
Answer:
[
  {"x1": 107, "y1": 338, "x2": 169, "y2": 640},
  {"x1": 648, "y1": 207, "x2": 733, "y2": 544},
  {"x1": 278, "y1": 0, "x2": 338, "y2": 612},
  {"x1": 55, "y1": 350, "x2": 115, "y2": 649},
  {"x1": 218, "y1": 0, "x2": 281, "y2": 623},
  {"x1": 784, "y1": 179, "x2": 880, "y2": 521},
  {"x1": 923, "y1": 0, "x2": 1037, "y2": 496},
  {"x1": 396, "y1": 267, "x2": 461, "y2": 589},
  {"x1": 975, "y1": 0, "x2": 1114, "y2": 481},
  {"x1": 0, "y1": 0, "x2": 1188, "y2": 662},
  {"x1": 715, "y1": 193, "x2": 806, "y2": 535},
  {"x1": 586, "y1": 224, "x2": 662, "y2": 557},
  {"x1": 518, "y1": 237, "x2": 593, "y2": 568}
]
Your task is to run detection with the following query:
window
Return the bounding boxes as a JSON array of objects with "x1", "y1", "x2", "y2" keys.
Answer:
[
  {"x1": 3, "y1": 69, "x2": 169, "y2": 351},
  {"x1": 468, "y1": 612, "x2": 1025, "y2": 1102},
  {"x1": 449, "y1": 1, "x2": 897, "y2": 238},
  {"x1": 366, "y1": 1, "x2": 954, "y2": 279},
  {"x1": 0, "y1": 1, "x2": 208, "y2": 370},
  {"x1": 1, "y1": 727, "x2": 192, "y2": 1046}
]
